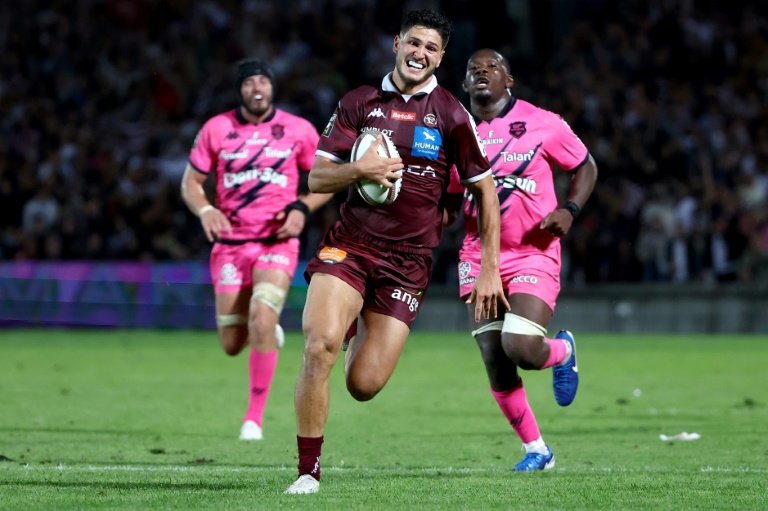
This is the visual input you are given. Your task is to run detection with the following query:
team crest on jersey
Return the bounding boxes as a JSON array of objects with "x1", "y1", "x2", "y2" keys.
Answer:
[
  {"x1": 322, "y1": 114, "x2": 336, "y2": 137},
  {"x1": 458, "y1": 261, "x2": 472, "y2": 280},
  {"x1": 412, "y1": 127, "x2": 442, "y2": 160},
  {"x1": 508, "y1": 122, "x2": 527, "y2": 139},
  {"x1": 271, "y1": 124, "x2": 284, "y2": 140},
  {"x1": 423, "y1": 113, "x2": 437, "y2": 126}
]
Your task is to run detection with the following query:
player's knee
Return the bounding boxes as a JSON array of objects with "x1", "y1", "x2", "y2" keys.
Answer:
[
  {"x1": 216, "y1": 315, "x2": 248, "y2": 355},
  {"x1": 501, "y1": 313, "x2": 547, "y2": 369},
  {"x1": 302, "y1": 332, "x2": 339, "y2": 368},
  {"x1": 247, "y1": 313, "x2": 276, "y2": 348},
  {"x1": 346, "y1": 376, "x2": 382, "y2": 402}
]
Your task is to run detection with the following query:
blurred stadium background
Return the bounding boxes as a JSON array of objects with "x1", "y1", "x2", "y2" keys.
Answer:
[{"x1": 1, "y1": 0, "x2": 767, "y2": 332}]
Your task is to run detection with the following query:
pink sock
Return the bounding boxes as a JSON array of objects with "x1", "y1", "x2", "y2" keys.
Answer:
[
  {"x1": 243, "y1": 349, "x2": 278, "y2": 426},
  {"x1": 490, "y1": 381, "x2": 540, "y2": 443},
  {"x1": 540, "y1": 337, "x2": 568, "y2": 369}
]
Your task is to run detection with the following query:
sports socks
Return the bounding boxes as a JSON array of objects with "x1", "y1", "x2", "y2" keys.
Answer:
[
  {"x1": 242, "y1": 349, "x2": 278, "y2": 426},
  {"x1": 541, "y1": 337, "x2": 569, "y2": 369},
  {"x1": 491, "y1": 380, "x2": 541, "y2": 445},
  {"x1": 297, "y1": 435, "x2": 324, "y2": 480}
]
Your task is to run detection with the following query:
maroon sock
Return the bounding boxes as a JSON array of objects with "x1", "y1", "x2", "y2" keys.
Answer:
[{"x1": 297, "y1": 435, "x2": 324, "y2": 480}]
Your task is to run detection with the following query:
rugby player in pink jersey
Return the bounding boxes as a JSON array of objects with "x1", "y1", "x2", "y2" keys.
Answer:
[
  {"x1": 284, "y1": 11, "x2": 509, "y2": 495},
  {"x1": 449, "y1": 48, "x2": 598, "y2": 471},
  {"x1": 180, "y1": 59, "x2": 332, "y2": 441}
]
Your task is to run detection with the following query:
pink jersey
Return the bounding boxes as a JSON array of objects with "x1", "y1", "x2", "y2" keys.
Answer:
[
  {"x1": 189, "y1": 108, "x2": 319, "y2": 242},
  {"x1": 450, "y1": 98, "x2": 589, "y2": 262}
]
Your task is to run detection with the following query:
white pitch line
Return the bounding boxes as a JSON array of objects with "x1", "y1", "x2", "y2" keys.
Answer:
[{"x1": 0, "y1": 464, "x2": 765, "y2": 474}]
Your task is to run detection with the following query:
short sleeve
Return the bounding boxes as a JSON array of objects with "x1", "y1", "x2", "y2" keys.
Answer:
[
  {"x1": 544, "y1": 116, "x2": 589, "y2": 171},
  {"x1": 189, "y1": 119, "x2": 217, "y2": 174}
]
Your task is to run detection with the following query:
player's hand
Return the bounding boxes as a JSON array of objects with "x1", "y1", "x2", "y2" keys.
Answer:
[
  {"x1": 273, "y1": 208, "x2": 306, "y2": 239},
  {"x1": 200, "y1": 206, "x2": 232, "y2": 242},
  {"x1": 540, "y1": 209, "x2": 574, "y2": 237},
  {"x1": 466, "y1": 268, "x2": 510, "y2": 322},
  {"x1": 358, "y1": 136, "x2": 403, "y2": 188}
]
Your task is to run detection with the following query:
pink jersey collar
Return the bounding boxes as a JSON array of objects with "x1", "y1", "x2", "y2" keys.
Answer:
[{"x1": 382, "y1": 73, "x2": 438, "y2": 96}]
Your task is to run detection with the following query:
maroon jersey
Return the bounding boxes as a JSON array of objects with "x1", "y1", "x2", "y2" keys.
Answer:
[{"x1": 318, "y1": 74, "x2": 491, "y2": 253}]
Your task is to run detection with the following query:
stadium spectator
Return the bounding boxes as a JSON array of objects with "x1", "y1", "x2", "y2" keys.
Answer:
[{"x1": 1, "y1": 0, "x2": 766, "y2": 285}]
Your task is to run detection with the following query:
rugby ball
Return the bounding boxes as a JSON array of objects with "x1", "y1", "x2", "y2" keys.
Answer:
[{"x1": 350, "y1": 129, "x2": 401, "y2": 206}]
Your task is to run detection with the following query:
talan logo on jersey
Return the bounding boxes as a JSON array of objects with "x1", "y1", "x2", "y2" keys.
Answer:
[
  {"x1": 220, "y1": 149, "x2": 248, "y2": 160},
  {"x1": 423, "y1": 113, "x2": 437, "y2": 126},
  {"x1": 501, "y1": 149, "x2": 535, "y2": 162},
  {"x1": 391, "y1": 110, "x2": 416, "y2": 122},
  {"x1": 322, "y1": 114, "x2": 336, "y2": 137},
  {"x1": 412, "y1": 127, "x2": 441, "y2": 160},
  {"x1": 509, "y1": 121, "x2": 527, "y2": 139},
  {"x1": 391, "y1": 287, "x2": 421, "y2": 312},
  {"x1": 367, "y1": 108, "x2": 385, "y2": 118},
  {"x1": 482, "y1": 129, "x2": 503, "y2": 146},
  {"x1": 246, "y1": 132, "x2": 268, "y2": 145},
  {"x1": 265, "y1": 147, "x2": 292, "y2": 159},
  {"x1": 219, "y1": 263, "x2": 242, "y2": 286}
]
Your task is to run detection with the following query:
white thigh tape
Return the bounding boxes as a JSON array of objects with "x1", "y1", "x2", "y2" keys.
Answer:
[
  {"x1": 216, "y1": 314, "x2": 247, "y2": 327},
  {"x1": 251, "y1": 282, "x2": 287, "y2": 315},
  {"x1": 502, "y1": 313, "x2": 547, "y2": 337},
  {"x1": 471, "y1": 320, "x2": 504, "y2": 338}
]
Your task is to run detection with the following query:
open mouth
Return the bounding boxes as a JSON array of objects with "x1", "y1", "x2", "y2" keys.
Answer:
[
  {"x1": 407, "y1": 60, "x2": 424, "y2": 70},
  {"x1": 474, "y1": 78, "x2": 489, "y2": 89},
  {"x1": 253, "y1": 94, "x2": 264, "y2": 101}
]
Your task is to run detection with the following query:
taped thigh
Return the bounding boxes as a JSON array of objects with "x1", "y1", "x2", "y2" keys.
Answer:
[
  {"x1": 216, "y1": 314, "x2": 248, "y2": 328},
  {"x1": 471, "y1": 321, "x2": 503, "y2": 338},
  {"x1": 502, "y1": 313, "x2": 547, "y2": 337},
  {"x1": 251, "y1": 282, "x2": 287, "y2": 315}
]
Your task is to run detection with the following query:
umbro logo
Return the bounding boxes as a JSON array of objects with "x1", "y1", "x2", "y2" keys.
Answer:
[{"x1": 367, "y1": 108, "x2": 385, "y2": 118}]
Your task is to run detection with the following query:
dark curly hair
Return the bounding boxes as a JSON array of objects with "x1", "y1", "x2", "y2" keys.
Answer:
[{"x1": 400, "y1": 9, "x2": 452, "y2": 49}]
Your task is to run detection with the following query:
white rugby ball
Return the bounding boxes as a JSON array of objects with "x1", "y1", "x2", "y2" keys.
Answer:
[{"x1": 350, "y1": 129, "x2": 401, "y2": 206}]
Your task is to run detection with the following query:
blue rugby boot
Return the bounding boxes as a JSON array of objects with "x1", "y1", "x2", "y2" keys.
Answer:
[
  {"x1": 513, "y1": 446, "x2": 555, "y2": 471},
  {"x1": 552, "y1": 330, "x2": 578, "y2": 406}
]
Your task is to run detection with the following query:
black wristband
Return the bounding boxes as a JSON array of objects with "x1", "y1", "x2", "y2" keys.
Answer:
[
  {"x1": 284, "y1": 200, "x2": 309, "y2": 217},
  {"x1": 563, "y1": 201, "x2": 580, "y2": 219}
]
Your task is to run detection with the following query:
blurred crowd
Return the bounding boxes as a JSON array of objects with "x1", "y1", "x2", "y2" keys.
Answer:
[{"x1": 1, "y1": 0, "x2": 767, "y2": 286}]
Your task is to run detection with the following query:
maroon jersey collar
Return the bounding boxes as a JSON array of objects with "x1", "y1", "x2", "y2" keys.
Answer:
[{"x1": 382, "y1": 73, "x2": 438, "y2": 97}]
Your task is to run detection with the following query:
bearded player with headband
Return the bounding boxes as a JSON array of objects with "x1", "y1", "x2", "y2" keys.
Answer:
[{"x1": 181, "y1": 59, "x2": 332, "y2": 441}]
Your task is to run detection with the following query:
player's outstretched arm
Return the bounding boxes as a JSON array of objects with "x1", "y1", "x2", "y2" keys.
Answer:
[
  {"x1": 540, "y1": 154, "x2": 598, "y2": 237},
  {"x1": 465, "y1": 174, "x2": 510, "y2": 321},
  {"x1": 180, "y1": 163, "x2": 231, "y2": 242},
  {"x1": 308, "y1": 137, "x2": 403, "y2": 194}
]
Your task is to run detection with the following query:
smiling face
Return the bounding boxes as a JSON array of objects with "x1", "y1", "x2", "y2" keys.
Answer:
[
  {"x1": 240, "y1": 74, "x2": 274, "y2": 117},
  {"x1": 463, "y1": 49, "x2": 514, "y2": 104},
  {"x1": 392, "y1": 25, "x2": 445, "y2": 95}
]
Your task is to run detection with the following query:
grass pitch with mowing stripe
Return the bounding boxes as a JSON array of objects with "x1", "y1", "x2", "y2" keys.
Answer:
[{"x1": 1, "y1": 330, "x2": 766, "y2": 510}]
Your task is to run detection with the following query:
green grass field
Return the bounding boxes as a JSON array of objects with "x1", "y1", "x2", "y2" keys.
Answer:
[{"x1": 1, "y1": 329, "x2": 766, "y2": 510}]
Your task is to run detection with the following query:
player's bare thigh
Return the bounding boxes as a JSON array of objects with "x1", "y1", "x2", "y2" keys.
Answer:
[
  {"x1": 302, "y1": 273, "x2": 364, "y2": 365},
  {"x1": 345, "y1": 310, "x2": 410, "y2": 402}
]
